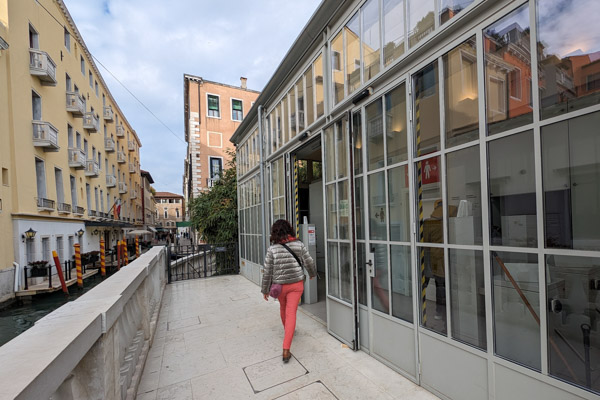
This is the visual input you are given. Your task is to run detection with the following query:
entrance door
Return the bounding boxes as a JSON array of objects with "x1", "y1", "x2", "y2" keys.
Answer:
[
  {"x1": 356, "y1": 83, "x2": 419, "y2": 381},
  {"x1": 322, "y1": 115, "x2": 358, "y2": 349}
]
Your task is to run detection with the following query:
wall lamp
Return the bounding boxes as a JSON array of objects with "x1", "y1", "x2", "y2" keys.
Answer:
[
  {"x1": 76, "y1": 229, "x2": 85, "y2": 237},
  {"x1": 92, "y1": 229, "x2": 99, "y2": 236},
  {"x1": 22, "y1": 228, "x2": 37, "y2": 242},
  {"x1": 351, "y1": 87, "x2": 373, "y2": 105},
  {"x1": 299, "y1": 131, "x2": 310, "y2": 141}
]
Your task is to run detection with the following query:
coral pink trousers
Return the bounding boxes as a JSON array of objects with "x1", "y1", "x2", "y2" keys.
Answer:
[{"x1": 278, "y1": 280, "x2": 304, "y2": 349}]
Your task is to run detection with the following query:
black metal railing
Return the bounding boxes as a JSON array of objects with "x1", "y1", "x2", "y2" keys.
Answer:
[
  {"x1": 23, "y1": 259, "x2": 84, "y2": 290},
  {"x1": 167, "y1": 243, "x2": 238, "y2": 283}
]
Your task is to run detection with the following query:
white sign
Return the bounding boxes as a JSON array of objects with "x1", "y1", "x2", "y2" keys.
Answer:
[{"x1": 308, "y1": 227, "x2": 316, "y2": 245}]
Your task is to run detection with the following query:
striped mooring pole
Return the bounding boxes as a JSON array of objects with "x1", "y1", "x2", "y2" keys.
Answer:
[
  {"x1": 74, "y1": 243, "x2": 83, "y2": 288},
  {"x1": 116, "y1": 239, "x2": 121, "y2": 271},
  {"x1": 123, "y1": 236, "x2": 129, "y2": 266},
  {"x1": 415, "y1": 78, "x2": 427, "y2": 325},
  {"x1": 135, "y1": 236, "x2": 140, "y2": 258},
  {"x1": 100, "y1": 239, "x2": 106, "y2": 277},
  {"x1": 294, "y1": 155, "x2": 299, "y2": 237}
]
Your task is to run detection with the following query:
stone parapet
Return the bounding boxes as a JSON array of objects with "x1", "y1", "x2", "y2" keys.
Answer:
[{"x1": 0, "y1": 246, "x2": 167, "y2": 400}]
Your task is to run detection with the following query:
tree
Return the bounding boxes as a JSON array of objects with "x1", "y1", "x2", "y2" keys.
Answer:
[{"x1": 189, "y1": 149, "x2": 238, "y2": 243}]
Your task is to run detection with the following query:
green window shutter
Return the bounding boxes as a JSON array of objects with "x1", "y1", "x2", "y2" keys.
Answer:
[
  {"x1": 208, "y1": 95, "x2": 219, "y2": 111},
  {"x1": 232, "y1": 100, "x2": 242, "y2": 111}
]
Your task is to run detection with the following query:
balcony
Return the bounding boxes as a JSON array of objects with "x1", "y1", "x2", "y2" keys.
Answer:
[
  {"x1": 128, "y1": 140, "x2": 135, "y2": 152},
  {"x1": 57, "y1": 203, "x2": 71, "y2": 214},
  {"x1": 29, "y1": 49, "x2": 57, "y2": 86},
  {"x1": 103, "y1": 106, "x2": 114, "y2": 121},
  {"x1": 105, "y1": 137, "x2": 115, "y2": 152},
  {"x1": 66, "y1": 92, "x2": 85, "y2": 116},
  {"x1": 85, "y1": 160, "x2": 99, "y2": 177},
  {"x1": 129, "y1": 163, "x2": 136, "y2": 174},
  {"x1": 73, "y1": 206, "x2": 85, "y2": 216},
  {"x1": 130, "y1": 189, "x2": 137, "y2": 199},
  {"x1": 116, "y1": 125, "x2": 125, "y2": 137},
  {"x1": 119, "y1": 182, "x2": 128, "y2": 194},
  {"x1": 83, "y1": 112, "x2": 99, "y2": 132},
  {"x1": 32, "y1": 121, "x2": 59, "y2": 151},
  {"x1": 117, "y1": 151, "x2": 126, "y2": 164},
  {"x1": 68, "y1": 148, "x2": 86, "y2": 169},
  {"x1": 88, "y1": 210, "x2": 97, "y2": 218},
  {"x1": 36, "y1": 197, "x2": 55, "y2": 211},
  {"x1": 106, "y1": 174, "x2": 116, "y2": 188}
]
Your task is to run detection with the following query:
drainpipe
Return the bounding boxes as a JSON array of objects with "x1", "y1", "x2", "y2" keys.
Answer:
[{"x1": 258, "y1": 105, "x2": 268, "y2": 258}]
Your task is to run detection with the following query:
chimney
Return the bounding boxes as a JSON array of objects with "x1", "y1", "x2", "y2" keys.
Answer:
[{"x1": 240, "y1": 77, "x2": 247, "y2": 89}]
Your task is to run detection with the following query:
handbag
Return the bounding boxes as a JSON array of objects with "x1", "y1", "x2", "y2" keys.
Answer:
[{"x1": 269, "y1": 283, "x2": 282, "y2": 298}]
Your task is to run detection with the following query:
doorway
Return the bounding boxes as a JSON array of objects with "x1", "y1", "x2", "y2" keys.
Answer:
[{"x1": 292, "y1": 137, "x2": 327, "y2": 322}]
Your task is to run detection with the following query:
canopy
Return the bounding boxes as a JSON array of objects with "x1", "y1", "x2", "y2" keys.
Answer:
[{"x1": 126, "y1": 229, "x2": 152, "y2": 236}]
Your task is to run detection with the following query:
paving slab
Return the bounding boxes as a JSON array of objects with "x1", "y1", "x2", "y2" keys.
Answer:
[{"x1": 135, "y1": 275, "x2": 440, "y2": 400}]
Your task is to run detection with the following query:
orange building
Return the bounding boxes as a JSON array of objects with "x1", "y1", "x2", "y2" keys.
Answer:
[{"x1": 183, "y1": 75, "x2": 260, "y2": 206}]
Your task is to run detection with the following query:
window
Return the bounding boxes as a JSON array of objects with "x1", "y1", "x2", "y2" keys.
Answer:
[
  {"x1": 95, "y1": 81, "x2": 99, "y2": 97},
  {"x1": 207, "y1": 94, "x2": 220, "y2": 117},
  {"x1": 315, "y1": 54, "x2": 324, "y2": 118},
  {"x1": 32, "y1": 91, "x2": 41, "y2": 120},
  {"x1": 29, "y1": 24, "x2": 39, "y2": 49},
  {"x1": 231, "y1": 99, "x2": 243, "y2": 121},
  {"x1": 439, "y1": 0, "x2": 474, "y2": 24},
  {"x1": 56, "y1": 236, "x2": 64, "y2": 262},
  {"x1": 66, "y1": 73, "x2": 71, "y2": 92},
  {"x1": 383, "y1": 0, "x2": 405, "y2": 66},
  {"x1": 362, "y1": 0, "x2": 381, "y2": 81},
  {"x1": 176, "y1": 208, "x2": 180, "y2": 218},
  {"x1": 35, "y1": 158, "x2": 47, "y2": 200},
  {"x1": 89, "y1": 71, "x2": 93, "y2": 88},
  {"x1": 408, "y1": 0, "x2": 434, "y2": 48},
  {"x1": 331, "y1": 31, "x2": 344, "y2": 104},
  {"x1": 42, "y1": 237, "x2": 50, "y2": 262},
  {"x1": 345, "y1": 13, "x2": 360, "y2": 95},
  {"x1": 413, "y1": 61, "x2": 440, "y2": 156},
  {"x1": 164, "y1": 208, "x2": 167, "y2": 219},
  {"x1": 55, "y1": 168, "x2": 64, "y2": 205},
  {"x1": 70, "y1": 175, "x2": 77, "y2": 207},
  {"x1": 64, "y1": 27, "x2": 70, "y2": 51},
  {"x1": 80, "y1": 56, "x2": 85, "y2": 76}
]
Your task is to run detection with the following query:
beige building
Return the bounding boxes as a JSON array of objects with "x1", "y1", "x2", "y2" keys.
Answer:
[
  {"x1": 183, "y1": 75, "x2": 260, "y2": 206},
  {"x1": 0, "y1": 0, "x2": 144, "y2": 302},
  {"x1": 154, "y1": 192, "x2": 184, "y2": 235},
  {"x1": 140, "y1": 170, "x2": 156, "y2": 230}
]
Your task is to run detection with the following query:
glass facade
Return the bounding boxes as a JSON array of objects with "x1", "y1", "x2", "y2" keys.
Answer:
[{"x1": 235, "y1": 0, "x2": 600, "y2": 397}]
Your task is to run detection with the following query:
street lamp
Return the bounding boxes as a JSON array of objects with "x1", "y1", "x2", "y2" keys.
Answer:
[
  {"x1": 77, "y1": 228, "x2": 85, "y2": 237},
  {"x1": 22, "y1": 228, "x2": 37, "y2": 241}
]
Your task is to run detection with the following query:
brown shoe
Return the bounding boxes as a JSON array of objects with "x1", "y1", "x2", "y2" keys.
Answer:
[{"x1": 282, "y1": 349, "x2": 291, "y2": 363}]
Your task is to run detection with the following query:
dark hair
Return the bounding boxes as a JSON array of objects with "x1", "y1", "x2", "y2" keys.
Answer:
[{"x1": 270, "y1": 219, "x2": 295, "y2": 244}]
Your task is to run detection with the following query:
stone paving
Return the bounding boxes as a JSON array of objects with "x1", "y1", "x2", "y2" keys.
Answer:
[{"x1": 136, "y1": 275, "x2": 440, "y2": 400}]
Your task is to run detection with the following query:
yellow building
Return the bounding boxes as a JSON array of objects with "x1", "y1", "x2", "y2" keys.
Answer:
[{"x1": 0, "y1": 0, "x2": 144, "y2": 302}]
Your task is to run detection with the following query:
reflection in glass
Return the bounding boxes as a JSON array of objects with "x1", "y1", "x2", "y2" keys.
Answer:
[
  {"x1": 357, "y1": 243, "x2": 367, "y2": 306},
  {"x1": 355, "y1": 177, "x2": 365, "y2": 240},
  {"x1": 537, "y1": 0, "x2": 600, "y2": 119},
  {"x1": 439, "y1": 0, "x2": 474, "y2": 24},
  {"x1": 297, "y1": 78, "x2": 305, "y2": 132},
  {"x1": 289, "y1": 88, "x2": 296, "y2": 139},
  {"x1": 338, "y1": 181, "x2": 350, "y2": 240},
  {"x1": 372, "y1": 244, "x2": 390, "y2": 314},
  {"x1": 488, "y1": 131, "x2": 537, "y2": 247},
  {"x1": 328, "y1": 242, "x2": 340, "y2": 298},
  {"x1": 484, "y1": 4, "x2": 533, "y2": 135},
  {"x1": 366, "y1": 99, "x2": 384, "y2": 171},
  {"x1": 332, "y1": 32, "x2": 345, "y2": 105},
  {"x1": 336, "y1": 119, "x2": 348, "y2": 179},
  {"x1": 386, "y1": 83, "x2": 408, "y2": 165},
  {"x1": 346, "y1": 13, "x2": 361, "y2": 95},
  {"x1": 362, "y1": 0, "x2": 380, "y2": 81},
  {"x1": 546, "y1": 255, "x2": 600, "y2": 393},
  {"x1": 391, "y1": 245, "x2": 412, "y2": 322},
  {"x1": 275, "y1": 104, "x2": 281, "y2": 151},
  {"x1": 444, "y1": 36, "x2": 479, "y2": 147},
  {"x1": 388, "y1": 165, "x2": 410, "y2": 242},
  {"x1": 369, "y1": 172, "x2": 387, "y2": 241},
  {"x1": 449, "y1": 249, "x2": 486, "y2": 350},
  {"x1": 326, "y1": 184, "x2": 337, "y2": 239},
  {"x1": 416, "y1": 156, "x2": 442, "y2": 244},
  {"x1": 353, "y1": 112, "x2": 363, "y2": 175},
  {"x1": 324, "y1": 125, "x2": 335, "y2": 182},
  {"x1": 408, "y1": 0, "x2": 435, "y2": 48},
  {"x1": 542, "y1": 112, "x2": 600, "y2": 251},
  {"x1": 305, "y1": 67, "x2": 314, "y2": 126},
  {"x1": 413, "y1": 61, "x2": 440, "y2": 156},
  {"x1": 419, "y1": 245, "x2": 446, "y2": 334},
  {"x1": 383, "y1": 0, "x2": 405, "y2": 67},
  {"x1": 315, "y1": 54, "x2": 325, "y2": 118},
  {"x1": 446, "y1": 146, "x2": 482, "y2": 245},
  {"x1": 492, "y1": 251, "x2": 540, "y2": 371},
  {"x1": 282, "y1": 95, "x2": 289, "y2": 144},
  {"x1": 340, "y1": 243, "x2": 352, "y2": 303}
]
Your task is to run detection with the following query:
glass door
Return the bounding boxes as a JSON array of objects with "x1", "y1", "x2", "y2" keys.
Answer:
[{"x1": 323, "y1": 115, "x2": 358, "y2": 348}]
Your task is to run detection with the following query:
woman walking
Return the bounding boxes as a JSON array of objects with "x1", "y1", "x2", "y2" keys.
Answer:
[{"x1": 262, "y1": 219, "x2": 316, "y2": 363}]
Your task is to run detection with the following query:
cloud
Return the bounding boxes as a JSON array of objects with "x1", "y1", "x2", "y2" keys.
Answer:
[{"x1": 64, "y1": 0, "x2": 321, "y2": 194}]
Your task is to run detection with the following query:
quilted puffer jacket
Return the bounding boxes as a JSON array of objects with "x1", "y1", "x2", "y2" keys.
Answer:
[{"x1": 261, "y1": 239, "x2": 317, "y2": 294}]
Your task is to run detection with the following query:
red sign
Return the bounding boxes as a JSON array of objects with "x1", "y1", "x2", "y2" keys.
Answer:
[{"x1": 422, "y1": 157, "x2": 439, "y2": 185}]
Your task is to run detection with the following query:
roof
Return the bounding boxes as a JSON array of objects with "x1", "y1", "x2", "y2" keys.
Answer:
[
  {"x1": 154, "y1": 191, "x2": 183, "y2": 198},
  {"x1": 230, "y1": 0, "x2": 349, "y2": 144},
  {"x1": 140, "y1": 170, "x2": 154, "y2": 184}
]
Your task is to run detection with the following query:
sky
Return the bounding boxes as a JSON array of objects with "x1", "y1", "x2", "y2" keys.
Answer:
[{"x1": 64, "y1": 0, "x2": 321, "y2": 194}]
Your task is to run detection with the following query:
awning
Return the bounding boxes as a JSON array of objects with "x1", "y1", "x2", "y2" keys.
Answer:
[
  {"x1": 147, "y1": 226, "x2": 157, "y2": 232},
  {"x1": 176, "y1": 221, "x2": 191, "y2": 227}
]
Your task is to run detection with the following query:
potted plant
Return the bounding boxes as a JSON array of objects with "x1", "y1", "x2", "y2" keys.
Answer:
[{"x1": 28, "y1": 260, "x2": 49, "y2": 277}]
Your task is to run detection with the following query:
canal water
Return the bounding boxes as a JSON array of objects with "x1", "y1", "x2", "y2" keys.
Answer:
[{"x1": 0, "y1": 275, "x2": 103, "y2": 347}]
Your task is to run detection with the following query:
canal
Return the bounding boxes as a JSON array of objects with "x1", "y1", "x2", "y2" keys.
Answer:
[{"x1": 0, "y1": 275, "x2": 103, "y2": 347}]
